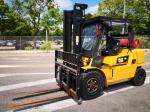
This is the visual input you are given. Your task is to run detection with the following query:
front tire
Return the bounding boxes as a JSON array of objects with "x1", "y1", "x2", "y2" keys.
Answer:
[
  {"x1": 131, "y1": 68, "x2": 146, "y2": 86},
  {"x1": 80, "y1": 71, "x2": 104, "y2": 100}
]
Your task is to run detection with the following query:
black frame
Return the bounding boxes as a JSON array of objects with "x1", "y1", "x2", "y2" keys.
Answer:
[{"x1": 55, "y1": 50, "x2": 82, "y2": 103}]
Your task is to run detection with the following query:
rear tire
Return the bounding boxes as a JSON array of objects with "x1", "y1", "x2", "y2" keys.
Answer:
[
  {"x1": 131, "y1": 68, "x2": 146, "y2": 86},
  {"x1": 80, "y1": 71, "x2": 104, "y2": 100}
]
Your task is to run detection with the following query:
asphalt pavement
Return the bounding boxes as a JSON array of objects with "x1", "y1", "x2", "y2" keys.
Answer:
[{"x1": 0, "y1": 50, "x2": 150, "y2": 112}]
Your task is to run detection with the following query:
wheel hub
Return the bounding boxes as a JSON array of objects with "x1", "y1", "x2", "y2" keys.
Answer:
[
  {"x1": 137, "y1": 73, "x2": 144, "y2": 81},
  {"x1": 87, "y1": 78, "x2": 99, "y2": 94}
]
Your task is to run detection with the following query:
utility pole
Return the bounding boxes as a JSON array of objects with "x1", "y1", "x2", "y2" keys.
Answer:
[
  {"x1": 123, "y1": 0, "x2": 126, "y2": 19},
  {"x1": 122, "y1": 0, "x2": 126, "y2": 34}
]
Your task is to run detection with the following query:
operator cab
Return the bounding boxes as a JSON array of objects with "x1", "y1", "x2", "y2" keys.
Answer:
[{"x1": 81, "y1": 17, "x2": 133, "y2": 57}]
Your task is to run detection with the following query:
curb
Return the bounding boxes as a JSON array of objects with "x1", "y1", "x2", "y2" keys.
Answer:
[{"x1": 144, "y1": 49, "x2": 150, "y2": 52}]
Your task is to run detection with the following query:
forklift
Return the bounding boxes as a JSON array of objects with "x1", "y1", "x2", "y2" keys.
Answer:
[{"x1": 55, "y1": 3, "x2": 146, "y2": 103}]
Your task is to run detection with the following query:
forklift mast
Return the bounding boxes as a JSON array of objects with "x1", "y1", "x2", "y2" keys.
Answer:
[{"x1": 63, "y1": 3, "x2": 88, "y2": 54}]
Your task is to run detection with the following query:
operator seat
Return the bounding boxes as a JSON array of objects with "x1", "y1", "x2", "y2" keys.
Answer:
[{"x1": 102, "y1": 37, "x2": 120, "y2": 56}]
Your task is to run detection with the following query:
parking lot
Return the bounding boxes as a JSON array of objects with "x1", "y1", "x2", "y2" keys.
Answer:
[{"x1": 0, "y1": 50, "x2": 150, "y2": 112}]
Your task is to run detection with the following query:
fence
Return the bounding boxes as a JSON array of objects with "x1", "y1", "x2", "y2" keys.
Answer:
[
  {"x1": 0, "y1": 35, "x2": 149, "y2": 50},
  {"x1": 0, "y1": 36, "x2": 63, "y2": 41},
  {"x1": 0, "y1": 36, "x2": 63, "y2": 50}
]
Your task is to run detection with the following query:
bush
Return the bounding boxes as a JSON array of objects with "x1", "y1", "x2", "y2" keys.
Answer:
[
  {"x1": 25, "y1": 46, "x2": 33, "y2": 50},
  {"x1": 138, "y1": 37, "x2": 150, "y2": 49},
  {"x1": 40, "y1": 41, "x2": 51, "y2": 50}
]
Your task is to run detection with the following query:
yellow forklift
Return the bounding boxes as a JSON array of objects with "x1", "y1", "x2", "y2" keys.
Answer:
[{"x1": 55, "y1": 3, "x2": 146, "y2": 103}]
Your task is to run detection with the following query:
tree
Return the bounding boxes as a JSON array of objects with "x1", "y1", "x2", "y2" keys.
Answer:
[
  {"x1": 85, "y1": 13, "x2": 93, "y2": 19},
  {"x1": 131, "y1": 0, "x2": 150, "y2": 34},
  {"x1": 40, "y1": 7, "x2": 63, "y2": 36},
  {"x1": 97, "y1": 0, "x2": 150, "y2": 34},
  {"x1": 0, "y1": 0, "x2": 31, "y2": 36},
  {"x1": 12, "y1": 0, "x2": 62, "y2": 36},
  {"x1": 0, "y1": 0, "x2": 9, "y2": 35},
  {"x1": 5, "y1": 9, "x2": 32, "y2": 36},
  {"x1": 98, "y1": 0, "x2": 124, "y2": 18}
]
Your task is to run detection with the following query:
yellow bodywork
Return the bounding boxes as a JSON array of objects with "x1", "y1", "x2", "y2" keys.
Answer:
[{"x1": 81, "y1": 48, "x2": 144, "y2": 87}]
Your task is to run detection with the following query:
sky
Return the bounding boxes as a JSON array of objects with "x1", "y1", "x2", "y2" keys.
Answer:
[{"x1": 55, "y1": 0, "x2": 103, "y2": 14}]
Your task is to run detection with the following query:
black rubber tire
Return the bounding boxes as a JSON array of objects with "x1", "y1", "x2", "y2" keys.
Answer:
[
  {"x1": 131, "y1": 68, "x2": 146, "y2": 86},
  {"x1": 80, "y1": 71, "x2": 104, "y2": 100}
]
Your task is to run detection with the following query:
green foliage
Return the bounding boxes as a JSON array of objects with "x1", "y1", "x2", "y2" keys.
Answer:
[
  {"x1": 40, "y1": 8, "x2": 63, "y2": 36},
  {"x1": 85, "y1": 13, "x2": 93, "y2": 19},
  {"x1": 49, "y1": 27, "x2": 63, "y2": 36},
  {"x1": 137, "y1": 36, "x2": 150, "y2": 49},
  {"x1": 139, "y1": 40, "x2": 150, "y2": 49},
  {"x1": 25, "y1": 46, "x2": 33, "y2": 50},
  {"x1": 0, "y1": 0, "x2": 32, "y2": 36},
  {"x1": 40, "y1": 41, "x2": 51, "y2": 50},
  {"x1": 0, "y1": 0, "x2": 62, "y2": 36},
  {"x1": 97, "y1": 0, "x2": 150, "y2": 35},
  {"x1": 12, "y1": 0, "x2": 57, "y2": 36}
]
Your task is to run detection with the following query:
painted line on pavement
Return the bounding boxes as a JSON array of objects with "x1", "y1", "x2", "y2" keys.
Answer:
[
  {"x1": 0, "y1": 64, "x2": 53, "y2": 68},
  {"x1": 103, "y1": 74, "x2": 150, "y2": 96},
  {"x1": 0, "y1": 72, "x2": 54, "y2": 78},
  {"x1": 9, "y1": 76, "x2": 150, "y2": 112},
  {"x1": 0, "y1": 78, "x2": 56, "y2": 92},
  {"x1": 1, "y1": 70, "x2": 150, "y2": 92}
]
